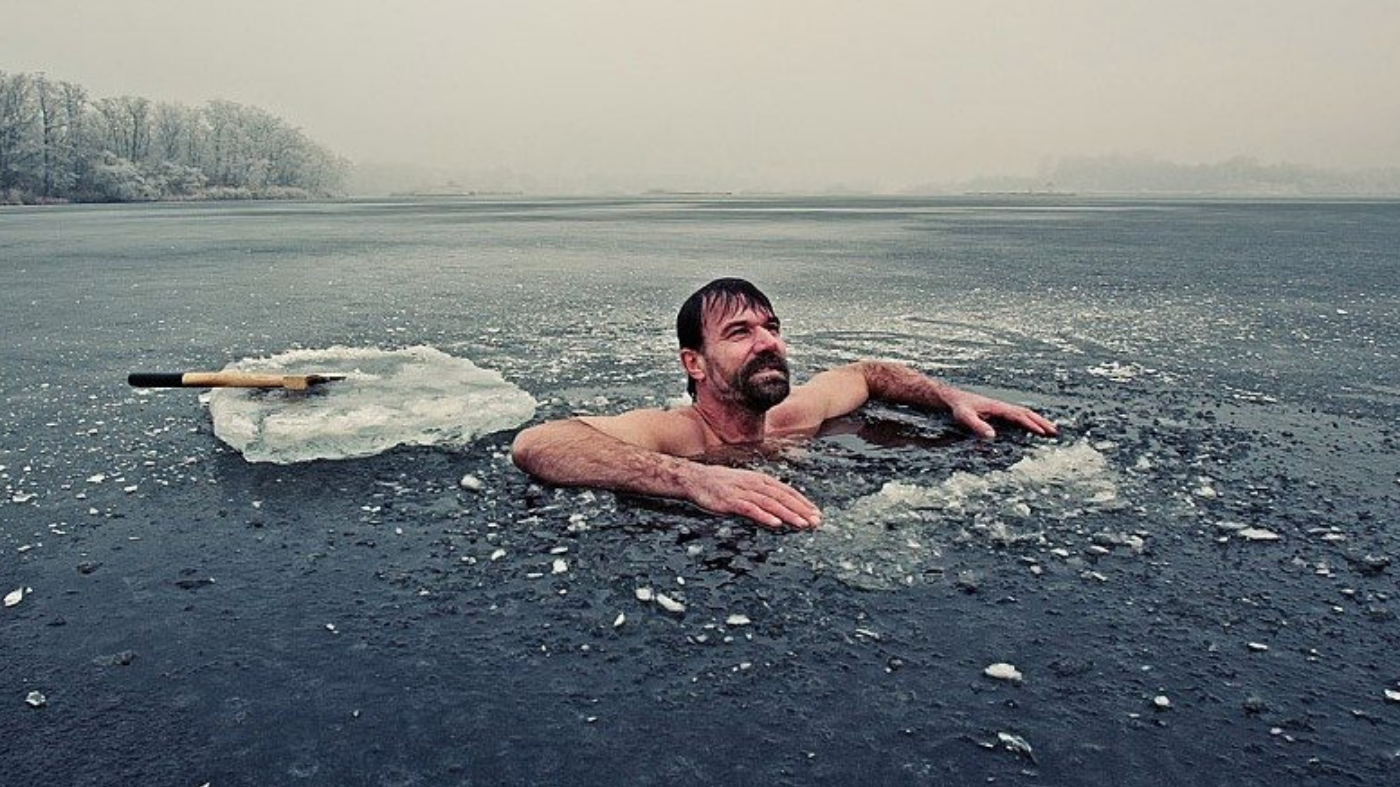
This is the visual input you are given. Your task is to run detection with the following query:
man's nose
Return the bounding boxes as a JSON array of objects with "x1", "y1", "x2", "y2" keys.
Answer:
[{"x1": 753, "y1": 326, "x2": 783, "y2": 351}]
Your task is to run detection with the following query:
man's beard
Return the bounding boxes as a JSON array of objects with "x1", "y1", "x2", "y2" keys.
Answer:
[{"x1": 734, "y1": 351, "x2": 791, "y2": 412}]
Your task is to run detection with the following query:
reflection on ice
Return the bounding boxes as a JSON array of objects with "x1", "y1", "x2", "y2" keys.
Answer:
[
  {"x1": 806, "y1": 441, "x2": 1122, "y2": 589},
  {"x1": 208, "y1": 346, "x2": 536, "y2": 463}
]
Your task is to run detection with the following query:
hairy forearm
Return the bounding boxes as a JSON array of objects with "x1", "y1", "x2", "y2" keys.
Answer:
[
  {"x1": 854, "y1": 360, "x2": 1058, "y2": 439},
  {"x1": 511, "y1": 418, "x2": 822, "y2": 529},
  {"x1": 511, "y1": 420, "x2": 699, "y2": 500},
  {"x1": 855, "y1": 360, "x2": 955, "y2": 410}
]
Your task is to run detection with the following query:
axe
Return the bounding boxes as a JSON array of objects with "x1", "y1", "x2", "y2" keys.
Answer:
[{"x1": 128, "y1": 371, "x2": 346, "y2": 391}]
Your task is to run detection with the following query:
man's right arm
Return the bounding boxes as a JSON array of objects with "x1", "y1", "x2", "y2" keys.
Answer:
[{"x1": 510, "y1": 417, "x2": 821, "y2": 530}]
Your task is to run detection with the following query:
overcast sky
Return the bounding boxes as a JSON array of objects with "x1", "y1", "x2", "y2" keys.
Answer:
[{"x1": 4, "y1": 1, "x2": 1398, "y2": 191}]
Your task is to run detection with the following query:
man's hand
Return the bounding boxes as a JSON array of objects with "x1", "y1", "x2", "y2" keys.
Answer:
[
  {"x1": 944, "y1": 388, "x2": 1059, "y2": 439},
  {"x1": 682, "y1": 464, "x2": 822, "y2": 530}
]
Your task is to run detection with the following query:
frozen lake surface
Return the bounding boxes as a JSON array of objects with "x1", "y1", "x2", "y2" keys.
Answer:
[{"x1": 2, "y1": 196, "x2": 1398, "y2": 786}]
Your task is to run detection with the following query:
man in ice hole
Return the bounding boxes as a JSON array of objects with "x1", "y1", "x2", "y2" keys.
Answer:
[{"x1": 512, "y1": 278, "x2": 1058, "y2": 529}]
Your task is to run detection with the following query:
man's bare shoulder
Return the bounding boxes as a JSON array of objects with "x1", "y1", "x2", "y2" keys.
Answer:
[
  {"x1": 765, "y1": 387, "x2": 827, "y2": 434},
  {"x1": 578, "y1": 406, "x2": 707, "y2": 456},
  {"x1": 767, "y1": 364, "x2": 869, "y2": 433}
]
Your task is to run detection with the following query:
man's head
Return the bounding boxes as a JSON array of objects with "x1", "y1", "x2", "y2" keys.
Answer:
[{"x1": 676, "y1": 277, "x2": 790, "y2": 411}]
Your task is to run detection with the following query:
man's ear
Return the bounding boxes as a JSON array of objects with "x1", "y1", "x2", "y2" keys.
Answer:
[{"x1": 680, "y1": 348, "x2": 706, "y2": 384}]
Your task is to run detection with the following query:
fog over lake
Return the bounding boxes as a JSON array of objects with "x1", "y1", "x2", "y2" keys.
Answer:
[{"x1": 4, "y1": 1, "x2": 1399, "y2": 192}]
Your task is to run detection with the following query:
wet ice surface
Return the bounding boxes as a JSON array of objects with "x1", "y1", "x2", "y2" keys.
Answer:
[
  {"x1": 2, "y1": 197, "x2": 1398, "y2": 786},
  {"x1": 207, "y1": 345, "x2": 536, "y2": 463}
]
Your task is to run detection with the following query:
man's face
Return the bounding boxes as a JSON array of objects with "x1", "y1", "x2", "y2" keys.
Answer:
[{"x1": 695, "y1": 302, "x2": 790, "y2": 411}]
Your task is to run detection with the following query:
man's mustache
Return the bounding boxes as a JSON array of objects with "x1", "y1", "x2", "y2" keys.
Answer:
[{"x1": 743, "y1": 352, "x2": 789, "y2": 378}]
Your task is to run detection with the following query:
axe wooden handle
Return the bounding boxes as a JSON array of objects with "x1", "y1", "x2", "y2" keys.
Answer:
[{"x1": 128, "y1": 372, "x2": 344, "y2": 390}]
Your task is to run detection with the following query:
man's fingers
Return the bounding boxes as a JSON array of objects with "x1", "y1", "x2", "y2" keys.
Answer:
[
  {"x1": 737, "y1": 473, "x2": 820, "y2": 528},
  {"x1": 730, "y1": 470, "x2": 819, "y2": 517},
  {"x1": 954, "y1": 406, "x2": 997, "y2": 439},
  {"x1": 1026, "y1": 410, "x2": 1058, "y2": 436},
  {"x1": 732, "y1": 494, "x2": 814, "y2": 530},
  {"x1": 1002, "y1": 406, "x2": 1058, "y2": 436},
  {"x1": 743, "y1": 484, "x2": 820, "y2": 529},
  {"x1": 756, "y1": 475, "x2": 822, "y2": 524},
  {"x1": 731, "y1": 499, "x2": 786, "y2": 529},
  {"x1": 1013, "y1": 411, "x2": 1047, "y2": 434}
]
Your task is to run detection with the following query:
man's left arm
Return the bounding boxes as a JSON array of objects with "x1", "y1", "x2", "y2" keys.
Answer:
[{"x1": 790, "y1": 361, "x2": 1058, "y2": 439}]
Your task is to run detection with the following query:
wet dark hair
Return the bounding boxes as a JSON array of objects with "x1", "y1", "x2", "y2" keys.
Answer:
[{"x1": 676, "y1": 277, "x2": 777, "y2": 397}]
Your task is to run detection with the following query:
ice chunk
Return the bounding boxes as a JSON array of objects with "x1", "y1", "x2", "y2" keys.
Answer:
[
  {"x1": 810, "y1": 441, "x2": 1121, "y2": 590},
  {"x1": 1087, "y1": 361, "x2": 1141, "y2": 382},
  {"x1": 208, "y1": 346, "x2": 536, "y2": 463},
  {"x1": 996, "y1": 732, "x2": 1034, "y2": 761},
  {"x1": 984, "y1": 663, "x2": 1023, "y2": 683},
  {"x1": 844, "y1": 441, "x2": 1118, "y2": 523}
]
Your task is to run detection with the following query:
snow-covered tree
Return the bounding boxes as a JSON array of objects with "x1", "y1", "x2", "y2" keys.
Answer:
[{"x1": 0, "y1": 71, "x2": 345, "y2": 202}]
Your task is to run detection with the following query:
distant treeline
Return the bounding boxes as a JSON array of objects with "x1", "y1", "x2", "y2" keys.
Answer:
[
  {"x1": 954, "y1": 154, "x2": 1400, "y2": 197},
  {"x1": 0, "y1": 71, "x2": 347, "y2": 204}
]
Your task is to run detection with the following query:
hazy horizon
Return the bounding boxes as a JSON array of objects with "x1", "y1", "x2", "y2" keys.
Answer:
[{"x1": 5, "y1": 1, "x2": 1399, "y2": 193}]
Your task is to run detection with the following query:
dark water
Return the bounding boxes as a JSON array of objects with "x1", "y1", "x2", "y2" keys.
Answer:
[{"x1": 2, "y1": 197, "x2": 1398, "y2": 786}]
